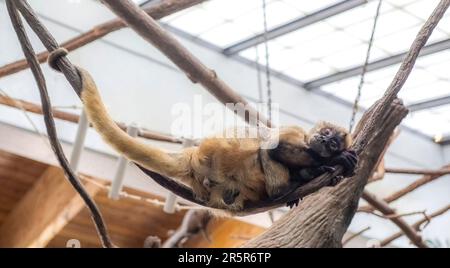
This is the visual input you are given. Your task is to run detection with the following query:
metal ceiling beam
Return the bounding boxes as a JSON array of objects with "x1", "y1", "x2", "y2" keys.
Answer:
[
  {"x1": 304, "y1": 38, "x2": 450, "y2": 90},
  {"x1": 139, "y1": 0, "x2": 160, "y2": 8},
  {"x1": 222, "y1": 0, "x2": 368, "y2": 56},
  {"x1": 440, "y1": 136, "x2": 450, "y2": 145},
  {"x1": 408, "y1": 95, "x2": 450, "y2": 112}
]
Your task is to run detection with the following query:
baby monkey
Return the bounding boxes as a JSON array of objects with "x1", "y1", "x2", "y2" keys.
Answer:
[{"x1": 268, "y1": 122, "x2": 358, "y2": 208}]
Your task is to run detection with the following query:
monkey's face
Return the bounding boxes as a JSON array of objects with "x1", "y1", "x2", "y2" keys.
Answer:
[{"x1": 308, "y1": 124, "x2": 349, "y2": 158}]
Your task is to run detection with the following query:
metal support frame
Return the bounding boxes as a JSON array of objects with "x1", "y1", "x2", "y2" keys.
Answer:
[
  {"x1": 304, "y1": 39, "x2": 450, "y2": 90},
  {"x1": 223, "y1": 0, "x2": 368, "y2": 56},
  {"x1": 163, "y1": 138, "x2": 195, "y2": 214},
  {"x1": 408, "y1": 95, "x2": 450, "y2": 112},
  {"x1": 69, "y1": 110, "x2": 89, "y2": 172},
  {"x1": 108, "y1": 123, "x2": 140, "y2": 200}
]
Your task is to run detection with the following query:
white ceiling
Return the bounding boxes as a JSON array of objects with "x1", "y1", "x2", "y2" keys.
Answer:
[{"x1": 161, "y1": 0, "x2": 450, "y2": 139}]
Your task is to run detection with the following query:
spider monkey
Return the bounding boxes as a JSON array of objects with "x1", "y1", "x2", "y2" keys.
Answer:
[{"x1": 77, "y1": 67, "x2": 357, "y2": 213}]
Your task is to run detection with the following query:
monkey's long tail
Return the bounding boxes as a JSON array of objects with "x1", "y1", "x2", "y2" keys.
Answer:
[{"x1": 78, "y1": 68, "x2": 189, "y2": 179}]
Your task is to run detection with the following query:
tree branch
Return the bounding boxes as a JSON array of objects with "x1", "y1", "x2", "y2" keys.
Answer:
[
  {"x1": 161, "y1": 210, "x2": 212, "y2": 248},
  {"x1": 361, "y1": 191, "x2": 428, "y2": 248},
  {"x1": 0, "y1": 0, "x2": 205, "y2": 78},
  {"x1": 101, "y1": 0, "x2": 271, "y2": 127},
  {"x1": 385, "y1": 167, "x2": 450, "y2": 176},
  {"x1": 0, "y1": 95, "x2": 183, "y2": 144},
  {"x1": 379, "y1": 204, "x2": 450, "y2": 247},
  {"x1": 342, "y1": 227, "x2": 371, "y2": 246},
  {"x1": 359, "y1": 164, "x2": 450, "y2": 212}
]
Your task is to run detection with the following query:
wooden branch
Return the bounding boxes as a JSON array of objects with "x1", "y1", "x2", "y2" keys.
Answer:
[
  {"x1": 0, "y1": 95, "x2": 183, "y2": 144},
  {"x1": 359, "y1": 164, "x2": 450, "y2": 212},
  {"x1": 101, "y1": 0, "x2": 271, "y2": 127},
  {"x1": 0, "y1": 167, "x2": 103, "y2": 247},
  {"x1": 358, "y1": 209, "x2": 426, "y2": 219},
  {"x1": 368, "y1": 129, "x2": 399, "y2": 183},
  {"x1": 184, "y1": 218, "x2": 265, "y2": 248},
  {"x1": 361, "y1": 190, "x2": 428, "y2": 248},
  {"x1": 161, "y1": 210, "x2": 211, "y2": 248},
  {"x1": 0, "y1": 0, "x2": 205, "y2": 78},
  {"x1": 342, "y1": 227, "x2": 371, "y2": 246},
  {"x1": 385, "y1": 167, "x2": 450, "y2": 176},
  {"x1": 379, "y1": 204, "x2": 450, "y2": 247}
]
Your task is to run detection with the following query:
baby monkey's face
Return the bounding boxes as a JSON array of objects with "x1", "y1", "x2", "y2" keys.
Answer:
[{"x1": 309, "y1": 126, "x2": 348, "y2": 158}]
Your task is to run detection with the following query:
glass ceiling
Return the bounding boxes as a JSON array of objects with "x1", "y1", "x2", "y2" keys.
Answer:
[{"x1": 161, "y1": 0, "x2": 450, "y2": 140}]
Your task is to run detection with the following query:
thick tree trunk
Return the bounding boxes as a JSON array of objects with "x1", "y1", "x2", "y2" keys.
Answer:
[{"x1": 244, "y1": 100, "x2": 408, "y2": 247}]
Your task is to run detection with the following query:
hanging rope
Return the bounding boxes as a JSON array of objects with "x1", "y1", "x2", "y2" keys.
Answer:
[
  {"x1": 255, "y1": 45, "x2": 264, "y2": 103},
  {"x1": 6, "y1": 0, "x2": 114, "y2": 248},
  {"x1": 349, "y1": 0, "x2": 383, "y2": 133},
  {"x1": 262, "y1": 0, "x2": 272, "y2": 122}
]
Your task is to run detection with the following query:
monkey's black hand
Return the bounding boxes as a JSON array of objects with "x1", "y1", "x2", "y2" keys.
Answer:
[
  {"x1": 329, "y1": 150, "x2": 358, "y2": 177},
  {"x1": 291, "y1": 166, "x2": 336, "y2": 183},
  {"x1": 286, "y1": 197, "x2": 302, "y2": 209},
  {"x1": 329, "y1": 175, "x2": 344, "y2": 186}
]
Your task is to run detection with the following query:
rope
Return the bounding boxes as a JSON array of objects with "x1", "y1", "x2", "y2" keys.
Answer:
[
  {"x1": 47, "y1": 47, "x2": 68, "y2": 72},
  {"x1": 262, "y1": 0, "x2": 272, "y2": 123},
  {"x1": 6, "y1": 0, "x2": 114, "y2": 248},
  {"x1": 255, "y1": 45, "x2": 264, "y2": 103},
  {"x1": 349, "y1": 0, "x2": 383, "y2": 133}
]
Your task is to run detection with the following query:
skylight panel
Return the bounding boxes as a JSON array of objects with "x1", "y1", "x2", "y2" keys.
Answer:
[
  {"x1": 199, "y1": 22, "x2": 258, "y2": 48},
  {"x1": 224, "y1": 2, "x2": 303, "y2": 37},
  {"x1": 273, "y1": 22, "x2": 336, "y2": 48},
  {"x1": 384, "y1": 0, "x2": 420, "y2": 7},
  {"x1": 239, "y1": 39, "x2": 287, "y2": 68},
  {"x1": 416, "y1": 51, "x2": 450, "y2": 67},
  {"x1": 373, "y1": 9, "x2": 422, "y2": 39},
  {"x1": 198, "y1": 0, "x2": 271, "y2": 20},
  {"x1": 401, "y1": 68, "x2": 439, "y2": 88},
  {"x1": 363, "y1": 64, "x2": 400, "y2": 83},
  {"x1": 164, "y1": 8, "x2": 225, "y2": 36},
  {"x1": 374, "y1": 26, "x2": 447, "y2": 55},
  {"x1": 281, "y1": 0, "x2": 339, "y2": 14},
  {"x1": 264, "y1": 1, "x2": 306, "y2": 29},
  {"x1": 432, "y1": 104, "x2": 450, "y2": 117},
  {"x1": 438, "y1": 13, "x2": 450, "y2": 34},
  {"x1": 403, "y1": 0, "x2": 443, "y2": 20},
  {"x1": 399, "y1": 80, "x2": 449, "y2": 104},
  {"x1": 403, "y1": 109, "x2": 450, "y2": 137},
  {"x1": 323, "y1": 0, "x2": 394, "y2": 29},
  {"x1": 425, "y1": 60, "x2": 450, "y2": 79},
  {"x1": 321, "y1": 82, "x2": 358, "y2": 101},
  {"x1": 282, "y1": 60, "x2": 334, "y2": 81},
  {"x1": 320, "y1": 44, "x2": 388, "y2": 71}
]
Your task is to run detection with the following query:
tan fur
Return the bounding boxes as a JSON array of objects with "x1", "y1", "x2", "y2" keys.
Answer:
[{"x1": 78, "y1": 68, "x2": 350, "y2": 214}]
